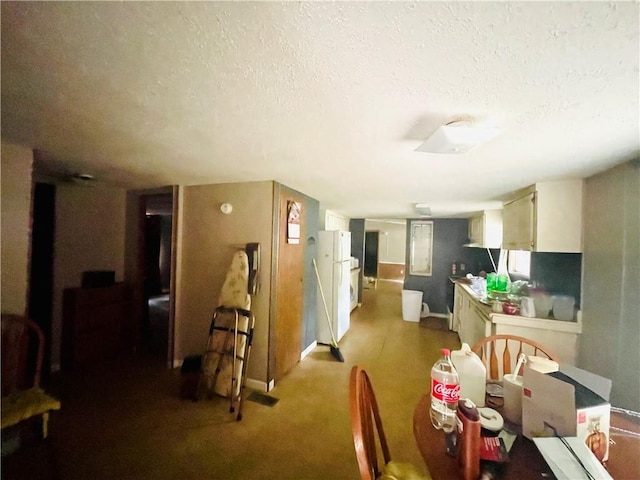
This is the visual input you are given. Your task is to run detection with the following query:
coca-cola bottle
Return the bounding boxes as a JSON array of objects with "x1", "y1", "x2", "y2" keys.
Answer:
[{"x1": 430, "y1": 348, "x2": 460, "y2": 433}]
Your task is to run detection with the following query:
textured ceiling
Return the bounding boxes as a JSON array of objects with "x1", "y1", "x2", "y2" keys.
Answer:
[{"x1": 2, "y1": 1, "x2": 639, "y2": 219}]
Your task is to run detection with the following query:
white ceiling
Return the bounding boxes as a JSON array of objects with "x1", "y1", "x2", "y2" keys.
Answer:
[{"x1": 2, "y1": 1, "x2": 638, "y2": 219}]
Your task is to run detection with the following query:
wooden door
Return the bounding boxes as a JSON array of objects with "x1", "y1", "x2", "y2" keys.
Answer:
[{"x1": 272, "y1": 190, "x2": 305, "y2": 381}]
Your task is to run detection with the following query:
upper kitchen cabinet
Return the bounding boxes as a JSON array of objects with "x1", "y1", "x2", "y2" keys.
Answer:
[
  {"x1": 466, "y1": 210, "x2": 503, "y2": 248},
  {"x1": 502, "y1": 179, "x2": 583, "y2": 252}
]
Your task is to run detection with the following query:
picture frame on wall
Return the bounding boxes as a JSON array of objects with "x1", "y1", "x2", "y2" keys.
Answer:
[{"x1": 287, "y1": 200, "x2": 301, "y2": 244}]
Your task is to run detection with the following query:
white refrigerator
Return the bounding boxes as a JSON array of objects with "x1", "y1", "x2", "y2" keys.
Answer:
[{"x1": 316, "y1": 230, "x2": 351, "y2": 345}]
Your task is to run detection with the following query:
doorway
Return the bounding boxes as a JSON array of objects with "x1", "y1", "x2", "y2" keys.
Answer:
[
  {"x1": 364, "y1": 231, "x2": 379, "y2": 286},
  {"x1": 139, "y1": 192, "x2": 175, "y2": 364},
  {"x1": 27, "y1": 182, "x2": 56, "y2": 386}
]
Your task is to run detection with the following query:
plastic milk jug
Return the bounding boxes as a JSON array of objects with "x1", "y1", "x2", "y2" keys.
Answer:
[{"x1": 451, "y1": 344, "x2": 487, "y2": 407}]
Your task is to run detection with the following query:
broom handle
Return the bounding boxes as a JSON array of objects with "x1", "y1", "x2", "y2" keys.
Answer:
[{"x1": 312, "y1": 259, "x2": 339, "y2": 346}]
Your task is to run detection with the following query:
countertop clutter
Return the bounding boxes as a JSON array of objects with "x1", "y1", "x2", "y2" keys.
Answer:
[
  {"x1": 454, "y1": 274, "x2": 579, "y2": 322},
  {"x1": 452, "y1": 280, "x2": 581, "y2": 365}
]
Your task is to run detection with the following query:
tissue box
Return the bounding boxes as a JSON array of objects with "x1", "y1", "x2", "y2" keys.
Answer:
[{"x1": 522, "y1": 364, "x2": 611, "y2": 462}]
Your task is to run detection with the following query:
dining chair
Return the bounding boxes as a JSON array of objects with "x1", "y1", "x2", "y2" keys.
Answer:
[
  {"x1": 349, "y1": 365, "x2": 431, "y2": 480},
  {"x1": 471, "y1": 334, "x2": 559, "y2": 380},
  {"x1": 1, "y1": 314, "x2": 61, "y2": 439}
]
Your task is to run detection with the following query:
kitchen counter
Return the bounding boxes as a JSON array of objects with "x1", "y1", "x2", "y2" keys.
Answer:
[
  {"x1": 452, "y1": 280, "x2": 581, "y2": 364},
  {"x1": 455, "y1": 280, "x2": 581, "y2": 329}
]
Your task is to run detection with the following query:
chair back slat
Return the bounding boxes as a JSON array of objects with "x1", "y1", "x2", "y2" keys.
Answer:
[
  {"x1": 503, "y1": 340, "x2": 513, "y2": 376},
  {"x1": 472, "y1": 335, "x2": 559, "y2": 380}
]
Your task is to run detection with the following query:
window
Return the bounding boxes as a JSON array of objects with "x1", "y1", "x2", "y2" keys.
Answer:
[
  {"x1": 508, "y1": 250, "x2": 531, "y2": 278},
  {"x1": 409, "y1": 220, "x2": 433, "y2": 276}
]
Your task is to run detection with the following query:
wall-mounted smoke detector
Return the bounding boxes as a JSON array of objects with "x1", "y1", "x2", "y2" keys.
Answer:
[{"x1": 415, "y1": 117, "x2": 503, "y2": 154}]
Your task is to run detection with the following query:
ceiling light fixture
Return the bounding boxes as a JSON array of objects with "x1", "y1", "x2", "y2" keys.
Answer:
[
  {"x1": 414, "y1": 203, "x2": 431, "y2": 217},
  {"x1": 415, "y1": 118, "x2": 503, "y2": 154}
]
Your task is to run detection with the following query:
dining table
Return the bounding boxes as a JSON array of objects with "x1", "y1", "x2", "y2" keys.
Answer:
[{"x1": 413, "y1": 394, "x2": 640, "y2": 479}]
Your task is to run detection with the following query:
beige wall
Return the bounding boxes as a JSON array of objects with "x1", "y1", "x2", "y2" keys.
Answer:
[
  {"x1": 1, "y1": 143, "x2": 33, "y2": 315},
  {"x1": 322, "y1": 209, "x2": 350, "y2": 231},
  {"x1": 581, "y1": 161, "x2": 639, "y2": 411},
  {"x1": 365, "y1": 219, "x2": 406, "y2": 264},
  {"x1": 175, "y1": 181, "x2": 274, "y2": 387},
  {"x1": 52, "y1": 183, "x2": 127, "y2": 367}
]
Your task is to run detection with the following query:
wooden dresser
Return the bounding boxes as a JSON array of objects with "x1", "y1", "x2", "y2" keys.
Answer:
[{"x1": 61, "y1": 282, "x2": 134, "y2": 371}]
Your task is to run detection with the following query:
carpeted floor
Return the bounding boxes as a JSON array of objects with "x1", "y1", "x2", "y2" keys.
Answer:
[
  {"x1": 3, "y1": 281, "x2": 460, "y2": 480},
  {"x1": 419, "y1": 316, "x2": 450, "y2": 331}
]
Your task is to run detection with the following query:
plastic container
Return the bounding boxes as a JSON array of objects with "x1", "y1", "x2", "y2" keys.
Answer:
[
  {"x1": 552, "y1": 295, "x2": 575, "y2": 320},
  {"x1": 502, "y1": 373, "x2": 523, "y2": 425},
  {"x1": 532, "y1": 292, "x2": 553, "y2": 318},
  {"x1": 451, "y1": 344, "x2": 487, "y2": 407},
  {"x1": 496, "y1": 273, "x2": 509, "y2": 292},
  {"x1": 430, "y1": 348, "x2": 460, "y2": 433},
  {"x1": 486, "y1": 273, "x2": 497, "y2": 296},
  {"x1": 401, "y1": 290, "x2": 423, "y2": 322}
]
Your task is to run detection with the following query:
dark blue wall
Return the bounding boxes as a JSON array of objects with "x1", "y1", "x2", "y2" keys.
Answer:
[
  {"x1": 301, "y1": 195, "x2": 319, "y2": 350},
  {"x1": 530, "y1": 252, "x2": 582, "y2": 307},
  {"x1": 404, "y1": 218, "x2": 470, "y2": 314}
]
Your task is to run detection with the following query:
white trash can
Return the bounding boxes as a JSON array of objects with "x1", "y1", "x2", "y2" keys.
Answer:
[{"x1": 402, "y1": 290, "x2": 423, "y2": 322}]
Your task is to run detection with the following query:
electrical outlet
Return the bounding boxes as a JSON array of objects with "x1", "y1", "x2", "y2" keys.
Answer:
[{"x1": 461, "y1": 263, "x2": 466, "y2": 271}]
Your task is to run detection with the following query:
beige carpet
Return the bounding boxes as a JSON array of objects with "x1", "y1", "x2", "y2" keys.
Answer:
[
  {"x1": 3, "y1": 280, "x2": 461, "y2": 480},
  {"x1": 419, "y1": 316, "x2": 450, "y2": 331}
]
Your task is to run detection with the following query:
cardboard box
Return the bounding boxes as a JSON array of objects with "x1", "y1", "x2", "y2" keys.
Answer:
[{"x1": 522, "y1": 363, "x2": 611, "y2": 462}]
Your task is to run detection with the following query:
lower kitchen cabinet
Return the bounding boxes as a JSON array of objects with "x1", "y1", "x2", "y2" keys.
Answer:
[
  {"x1": 490, "y1": 314, "x2": 581, "y2": 365},
  {"x1": 456, "y1": 284, "x2": 492, "y2": 346}
]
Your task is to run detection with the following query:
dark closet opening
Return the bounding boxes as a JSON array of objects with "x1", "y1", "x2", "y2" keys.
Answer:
[{"x1": 28, "y1": 182, "x2": 56, "y2": 386}]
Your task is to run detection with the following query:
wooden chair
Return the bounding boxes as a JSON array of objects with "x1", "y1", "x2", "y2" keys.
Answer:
[
  {"x1": 349, "y1": 365, "x2": 431, "y2": 480},
  {"x1": 1, "y1": 314, "x2": 61, "y2": 439},
  {"x1": 471, "y1": 334, "x2": 559, "y2": 380}
]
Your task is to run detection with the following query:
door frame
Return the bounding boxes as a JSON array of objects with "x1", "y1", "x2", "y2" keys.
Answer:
[{"x1": 126, "y1": 186, "x2": 177, "y2": 367}]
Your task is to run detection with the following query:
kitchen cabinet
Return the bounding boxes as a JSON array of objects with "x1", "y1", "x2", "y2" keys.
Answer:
[
  {"x1": 467, "y1": 210, "x2": 503, "y2": 248},
  {"x1": 455, "y1": 283, "x2": 491, "y2": 346},
  {"x1": 502, "y1": 179, "x2": 583, "y2": 252},
  {"x1": 490, "y1": 313, "x2": 581, "y2": 366}
]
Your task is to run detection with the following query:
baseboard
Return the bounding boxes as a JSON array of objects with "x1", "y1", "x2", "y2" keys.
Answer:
[
  {"x1": 428, "y1": 313, "x2": 449, "y2": 319},
  {"x1": 301, "y1": 341, "x2": 317, "y2": 360},
  {"x1": 172, "y1": 356, "x2": 272, "y2": 393},
  {"x1": 245, "y1": 377, "x2": 270, "y2": 392}
]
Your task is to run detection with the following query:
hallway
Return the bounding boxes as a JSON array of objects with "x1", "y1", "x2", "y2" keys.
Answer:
[{"x1": 4, "y1": 280, "x2": 461, "y2": 480}]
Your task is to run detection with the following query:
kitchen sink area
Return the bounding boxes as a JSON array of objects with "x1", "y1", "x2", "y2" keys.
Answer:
[{"x1": 451, "y1": 279, "x2": 582, "y2": 365}]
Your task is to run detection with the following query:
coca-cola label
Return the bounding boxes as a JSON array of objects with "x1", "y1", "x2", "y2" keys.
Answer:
[{"x1": 431, "y1": 379, "x2": 460, "y2": 402}]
